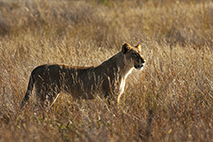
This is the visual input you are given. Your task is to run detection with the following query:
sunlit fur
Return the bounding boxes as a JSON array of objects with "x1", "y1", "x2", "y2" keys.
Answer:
[{"x1": 20, "y1": 43, "x2": 145, "y2": 109}]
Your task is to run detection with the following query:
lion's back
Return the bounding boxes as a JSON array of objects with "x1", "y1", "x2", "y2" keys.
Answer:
[{"x1": 31, "y1": 64, "x2": 95, "y2": 88}]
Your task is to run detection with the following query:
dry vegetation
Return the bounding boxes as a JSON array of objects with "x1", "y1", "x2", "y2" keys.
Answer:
[{"x1": 0, "y1": 0, "x2": 213, "y2": 141}]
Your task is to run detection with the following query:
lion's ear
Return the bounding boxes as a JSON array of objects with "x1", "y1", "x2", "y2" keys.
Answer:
[
  {"x1": 122, "y1": 43, "x2": 132, "y2": 54},
  {"x1": 136, "y1": 44, "x2": 141, "y2": 52}
]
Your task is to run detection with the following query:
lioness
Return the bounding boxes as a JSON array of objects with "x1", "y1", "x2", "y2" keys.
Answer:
[{"x1": 20, "y1": 43, "x2": 145, "y2": 109}]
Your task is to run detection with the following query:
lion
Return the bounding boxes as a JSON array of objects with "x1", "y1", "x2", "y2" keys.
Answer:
[{"x1": 20, "y1": 43, "x2": 145, "y2": 109}]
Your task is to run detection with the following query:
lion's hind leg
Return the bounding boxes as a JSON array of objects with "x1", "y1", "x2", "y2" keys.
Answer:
[
  {"x1": 34, "y1": 84, "x2": 47, "y2": 110},
  {"x1": 35, "y1": 83, "x2": 61, "y2": 109}
]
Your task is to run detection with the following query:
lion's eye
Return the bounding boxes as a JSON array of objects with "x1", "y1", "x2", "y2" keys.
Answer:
[{"x1": 133, "y1": 53, "x2": 138, "y2": 57}]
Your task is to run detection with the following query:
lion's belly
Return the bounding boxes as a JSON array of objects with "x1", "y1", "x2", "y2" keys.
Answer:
[{"x1": 62, "y1": 74, "x2": 103, "y2": 99}]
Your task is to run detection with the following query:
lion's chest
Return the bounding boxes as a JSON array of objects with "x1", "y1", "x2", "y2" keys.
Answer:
[{"x1": 118, "y1": 68, "x2": 133, "y2": 94}]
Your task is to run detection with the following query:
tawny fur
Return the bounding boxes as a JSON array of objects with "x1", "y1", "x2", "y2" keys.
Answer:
[{"x1": 20, "y1": 43, "x2": 145, "y2": 109}]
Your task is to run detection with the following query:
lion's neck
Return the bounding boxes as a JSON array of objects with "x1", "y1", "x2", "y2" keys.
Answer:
[
  {"x1": 102, "y1": 51, "x2": 134, "y2": 82},
  {"x1": 115, "y1": 52, "x2": 134, "y2": 79}
]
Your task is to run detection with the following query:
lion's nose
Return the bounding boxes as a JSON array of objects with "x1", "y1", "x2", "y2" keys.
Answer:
[{"x1": 142, "y1": 59, "x2": 145, "y2": 64}]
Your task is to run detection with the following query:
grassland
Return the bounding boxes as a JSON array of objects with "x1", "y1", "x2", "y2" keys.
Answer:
[{"x1": 0, "y1": 0, "x2": 213, "y2": 141}]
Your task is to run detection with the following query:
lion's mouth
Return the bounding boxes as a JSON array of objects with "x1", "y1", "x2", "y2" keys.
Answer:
[{"x1": 134, "y1": 64, "x2": 144, "y2": 69}]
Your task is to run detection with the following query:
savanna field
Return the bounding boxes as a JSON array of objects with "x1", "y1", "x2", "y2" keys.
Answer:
[{"x1": 0, "y1": 0, "x2": 213, "y2": 141}]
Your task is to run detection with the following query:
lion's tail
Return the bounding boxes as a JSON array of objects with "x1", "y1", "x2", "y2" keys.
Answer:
[{"x1": 20, "y1": 75, "x2": 34, "y2": 109}]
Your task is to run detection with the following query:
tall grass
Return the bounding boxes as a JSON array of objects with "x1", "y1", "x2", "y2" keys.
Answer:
[{"x1": 0, "y1": 0, "x2": 213, "y2": 141}]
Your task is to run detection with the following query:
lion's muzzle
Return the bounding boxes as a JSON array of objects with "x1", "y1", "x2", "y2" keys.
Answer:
[{"x1": 134, "y1": 59, "x2": 145, "y2": 70}]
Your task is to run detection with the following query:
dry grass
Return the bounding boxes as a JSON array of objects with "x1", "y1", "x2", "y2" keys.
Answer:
[{"x1": 0, "y1": 0, "x2": 213, "y2": 141}]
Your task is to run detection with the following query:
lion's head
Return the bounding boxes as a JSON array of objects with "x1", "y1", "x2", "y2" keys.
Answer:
[{"x1": 122, "y1": 43, "x2": 145, "y2": 70}]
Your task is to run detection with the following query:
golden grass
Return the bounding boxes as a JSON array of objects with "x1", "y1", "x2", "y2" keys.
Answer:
[{"x1": 0, "y1": 0, "x2": 213, "y2": 141}]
